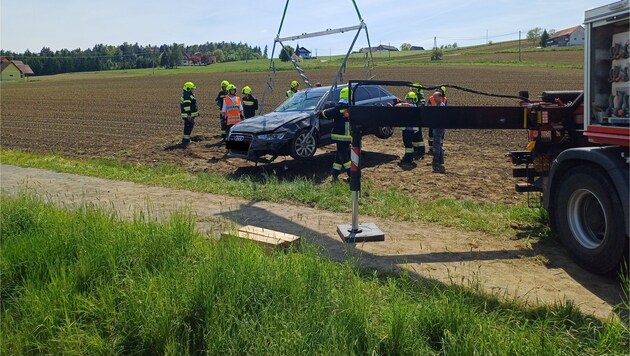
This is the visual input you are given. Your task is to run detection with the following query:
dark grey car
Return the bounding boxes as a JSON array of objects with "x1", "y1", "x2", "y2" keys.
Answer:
[{"x1": 225, "y1": 84, "x2": 397, "y2": 163}]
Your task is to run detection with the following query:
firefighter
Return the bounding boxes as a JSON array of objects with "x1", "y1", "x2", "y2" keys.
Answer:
[
  {"x1": 427, "y1": 88, "x2": 447, "y2": 173},
  {"x1": 397, "y1": 91, "x2": 418, "y2": 166},
  {"x1": 320, "y1": 87, "x2": 351, "y2": 182},
  {"x1": 179, "y1": 81, "x2": 199, "y2": 148},
  {"x1": 410, "y1": 83, "x2": 426, "y2": 160},
  {"x1": 221, "y1": 84, "x2": 244, "y2": 137},
  {"x1": 215, "y1": 80, "x2": 230, "y2": 139},
  {"x1": 427, "y1": 86, "x2": 448, "y2": 156},
  {"x1": 241, "y1": 86, "x2": 259, "y2": 119},
  {"x1": 286, "y1": 80, "x2": 300, "y2": 98}
]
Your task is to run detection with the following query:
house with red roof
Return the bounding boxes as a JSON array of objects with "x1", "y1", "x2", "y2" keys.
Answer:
[
  {"x1": 547, "y1": 25, "x2": 585, "y2": 47},
  {"x1": 1, "y1": 56, "x2": 35, "y2": 81}
]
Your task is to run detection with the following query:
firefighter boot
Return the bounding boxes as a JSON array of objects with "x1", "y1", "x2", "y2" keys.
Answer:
[
  {"x1": 413, "y1": 147, "x2": 425, "y2": 160},
  {"x1": 331, "y1": 171, "x2": 339, "y2": 183},
  {"x1": 400, "y1": 153, "x2": 414, "y2": 167}
]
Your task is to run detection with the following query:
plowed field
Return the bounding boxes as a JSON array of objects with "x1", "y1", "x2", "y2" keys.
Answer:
[{"x1": 1, "y1": 66, "x2": 583, "y2": 204}]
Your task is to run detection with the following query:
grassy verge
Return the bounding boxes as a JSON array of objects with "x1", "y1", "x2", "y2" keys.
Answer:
[
  {"x1": 1, "y1": 192, "x2": 626, "y2": 354},
  {"x1": 1, "y1": 150, "x2": 546, "y2": 237}
]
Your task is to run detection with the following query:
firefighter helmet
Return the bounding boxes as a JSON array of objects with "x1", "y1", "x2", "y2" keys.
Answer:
[
  {"x1": 291, "y1": 80, "x2": 299, "y2": 89},
  {"x1": 183, "y1": 82, "x2": 196, "y2": 91},
  {"x1": 227, "y1": 84, "x2": 237, "y2": 92},
  {"x1": 242, "y1": 86, "x2": 252, "y2": 95},
  {"x1": 221, "y1": 80, "x2": 229, "y2": 88},
  {"x1": 405, "y1": 91, "x2": 418, "y2": 103}
]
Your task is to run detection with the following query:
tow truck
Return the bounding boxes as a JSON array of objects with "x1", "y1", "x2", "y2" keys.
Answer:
[{"x1": 344, "y1": 1, "x2": 629, "y2": 275}]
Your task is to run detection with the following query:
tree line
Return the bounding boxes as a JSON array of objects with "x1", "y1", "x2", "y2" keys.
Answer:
[{"x1": 0, "y1": 42, "x2": 265, "y2": 76}]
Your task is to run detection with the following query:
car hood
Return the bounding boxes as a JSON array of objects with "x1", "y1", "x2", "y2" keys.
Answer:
[{"x1": 231, "y1": 111, "x2": 312, "y2": 133}]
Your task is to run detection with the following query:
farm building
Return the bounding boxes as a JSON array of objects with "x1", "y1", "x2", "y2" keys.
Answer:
[
  {"x1": 1, "y1": 56, "x2": 34, "y2": 81},
  {"x1": 547, "y1": 25, "x2": 585, "y2": 47},
  {"x1": 359, "y1": 45, "x2": 399, "y2": 53},
  {"x1": 410, "y1": 46, "x2": 425, "y2": 51},
  {"x1": 295, "y1": 45, "x2": 312, "y2": 59}
]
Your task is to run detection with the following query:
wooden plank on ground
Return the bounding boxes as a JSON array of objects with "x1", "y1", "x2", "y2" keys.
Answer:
[{"x1": 223, "y1": 225, "x2": 301, "y2": 250}]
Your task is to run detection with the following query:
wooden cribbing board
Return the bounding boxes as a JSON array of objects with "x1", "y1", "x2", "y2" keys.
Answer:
[{"x1": 229, "y1": 225, "x2": 301, "y2": 250}]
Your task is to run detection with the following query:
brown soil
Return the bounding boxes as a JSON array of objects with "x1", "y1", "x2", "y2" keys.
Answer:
[{"x1": 2, "y1": 65, "x2": 623, "y2": 319}]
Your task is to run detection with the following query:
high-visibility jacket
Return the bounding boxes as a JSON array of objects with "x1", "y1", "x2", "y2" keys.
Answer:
[
  {"x1": 322, "y1": 104, "x2": 351, "y2": 141},
  {"x1": 180, "y1": 90, "x2": 199, "y2": 118},
  {"x1": 222, "y1": 95, "x2": 243, "y2": 125},
  {"x1": 286, "y1": 89, "x2": 298, "y2": 98},
  {"x1": 242, "y1": 94, "x2": 259, "y2": 119},
  {"x1": 427, "y1": 95, "x2": 448, "y2": 106}
]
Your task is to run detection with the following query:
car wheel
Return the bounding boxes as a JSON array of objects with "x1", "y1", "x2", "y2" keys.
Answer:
[
  {"x1": 374, "y1": 126, "x2": 394, "y2": 139},
  {"x1": 290, "y1": 128, "x2": 318, "y2": 160}
]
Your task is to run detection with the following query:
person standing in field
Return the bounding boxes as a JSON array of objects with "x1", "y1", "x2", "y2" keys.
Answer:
[
  {"x1": 286, "y1": 80, "x2": 300, "y2": 98},
  {"x1": 427, "y1": 85, "x2": 448, "y2": 156},
  {"x1": 426, "y1": 87, "x2": 447, "y2": 173},
  {"x1": 215, "y1": 80, "x2": 230, "y2": 139},
  {"x1": 222, "y1": 84, "x2": 244, "y2": 137},
  {"x1": 178, "y1": 81, "x2": 199, "y2": 148},
  {"x1": 396, "y1": 91, "x2": 418, "y2": 167},
  {"x1": 319, "y1": 87, "x2": 351, "y2": 182},
  {"x1": 410, "y1": 83, "x2": 426, "y2": 160},
  {"x1": 241, "y1": 86, "x2": 259, "y2": 119}
]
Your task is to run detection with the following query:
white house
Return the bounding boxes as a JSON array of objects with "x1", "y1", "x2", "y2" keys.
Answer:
[{"x1": 547, "y1": 26, "x2": 585, "y2": 47}]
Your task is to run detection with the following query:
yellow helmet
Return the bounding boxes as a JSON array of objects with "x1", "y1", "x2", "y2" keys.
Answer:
[
  {"x1": 221, "y1": 80, "x2": 230, "y2": 88},
  {"x1": 227, "y1": 84, "x2": 237, "y2": 92},
  {"x1": 405, "y1": 91, "x2": 418, "y2": 102},
  {"x1": 339, "y1": 87, "x2": 349, "y2": 100},
  {"x1": 410, "y1": 83, "x2": 423, "y2": 93},
  {"x1": 242, "y1": 86, "x2": 252, "y2": 95},
  {"x1": 183, "y1": 81, "x2": 196, "y2": 91},
  {"x1": 291, "y1": 80, "x2": 299, "y2": 89}
]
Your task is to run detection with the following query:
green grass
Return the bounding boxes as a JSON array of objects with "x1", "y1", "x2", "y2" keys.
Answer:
[
  {"x1": 0, "y1": 149, "x2": 547, "y2": 238},
  {"x1": 1, "y1": 192, "x2": 627, "y2": 354}
]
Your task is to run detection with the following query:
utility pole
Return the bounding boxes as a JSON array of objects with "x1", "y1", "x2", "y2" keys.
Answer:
[
  {"x1": 518, "y1": 31, "x2": 522, "y2": 62},
  {"x1": 486, "y1": 29, "x2": 488, "y2": 44},
  {"x1": 388, "y1": 42, "x2": 391, "y2": 58}
]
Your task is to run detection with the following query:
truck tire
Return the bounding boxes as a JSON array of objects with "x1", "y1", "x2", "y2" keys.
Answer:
[
  {"x1": 290, "y1": 128, "x2": 318, "y2": 160},
  {"x1": 552, "y1": 165, "x2": 627, "y2": 275}
]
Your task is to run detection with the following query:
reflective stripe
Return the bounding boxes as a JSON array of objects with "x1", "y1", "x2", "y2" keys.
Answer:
[
  {"x1": 343, "y1": 161, "x2": 351, "y2": 169},
  {"x1": 332, "y1": 163, "x2": 342, "y2": 171},
  {"x1": 183, "y1": 106, "x2": 191, "y2": 111},
  {"x1": 183, "y1": 135, "x2": 191, "y2": 139},
  {"x1": 412, "y1": 141, "x2": 425, "y2": 147},
  {"x1": 332, "y1": 134, "x2": 351, "y2": 141},
  {"x1": 405, "y1": 148, "x2": 414, "y2": 153},
  {"x1": 182, "y1": 100, "x2": 191, "y2": 104},
  {"x1": 243, "y1": 100, "x2": 254, "y2": 105},
  {"x1": 181, "y1": 113, "x2": 189, "y2": 117}
]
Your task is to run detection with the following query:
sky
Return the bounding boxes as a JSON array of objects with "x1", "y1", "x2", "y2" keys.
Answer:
[{"x1": 0, "y1": 0, "x2": 612, "y2": 55}]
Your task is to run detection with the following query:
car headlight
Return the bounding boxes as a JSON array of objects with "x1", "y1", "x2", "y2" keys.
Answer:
[{"x1": 257, "y1": 132, "x2": 288, "y2": 140}]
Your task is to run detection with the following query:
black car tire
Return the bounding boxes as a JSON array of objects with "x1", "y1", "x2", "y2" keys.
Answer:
[
  {"x1": 290, "y1": 128, "x2": 318, "y2": 160},
  {"x1": 374, "y1": 126, "x2": 394, "y2": 139}
]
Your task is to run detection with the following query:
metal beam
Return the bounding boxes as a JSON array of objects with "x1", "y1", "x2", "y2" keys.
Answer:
[{"x1": 276, "y1": 24, "x2": 363, "y2": 42}]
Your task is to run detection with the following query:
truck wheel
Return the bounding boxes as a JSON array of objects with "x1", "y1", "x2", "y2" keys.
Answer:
[
  {"x1": 552, "y1": 165, "x2": 627, "y2": 275},
  {"x1": 290, "y1": 129, "x2": 318, "y2": 160},
  {"x1": 374, "y1": 126, "x2": 394, "y2": 139}
]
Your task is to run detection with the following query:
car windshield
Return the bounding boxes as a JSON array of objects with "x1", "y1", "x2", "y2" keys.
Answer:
[{"x1": 274, "y1": 89, "x2": 327, "y2": 112}]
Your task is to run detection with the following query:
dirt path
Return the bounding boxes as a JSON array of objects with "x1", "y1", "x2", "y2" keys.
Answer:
[{"x1": 0, "y1": 164, "x2": 623, "y2": 320}]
